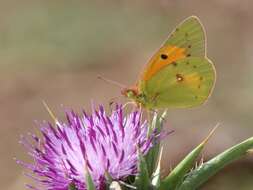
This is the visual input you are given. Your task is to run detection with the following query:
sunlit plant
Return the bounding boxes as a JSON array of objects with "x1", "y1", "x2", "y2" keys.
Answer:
[{"x1": 18, "y1": 104, "x2": 253, "y2": 190}]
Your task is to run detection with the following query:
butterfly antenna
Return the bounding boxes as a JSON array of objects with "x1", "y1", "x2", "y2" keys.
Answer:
[{"x1": 97, "y1": 75, "x2": 126, "y2": 89}]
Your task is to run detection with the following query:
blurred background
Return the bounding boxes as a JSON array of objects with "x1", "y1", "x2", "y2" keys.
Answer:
[{"x1": 1, "y1": 0, "x2": 253, "y2": 189}]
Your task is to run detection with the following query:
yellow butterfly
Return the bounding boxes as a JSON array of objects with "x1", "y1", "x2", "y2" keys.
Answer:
[{"x1": 121, "y1": 16, "x2": 216, "y2": 109}]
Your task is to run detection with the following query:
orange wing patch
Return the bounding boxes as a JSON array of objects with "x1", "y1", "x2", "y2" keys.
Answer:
[
  {"x1": 142, "y1": 46, "x2": 186, "y2": 81},
  {"x1": 184, "y1": 73, "x2": 201, "y2": 88}
]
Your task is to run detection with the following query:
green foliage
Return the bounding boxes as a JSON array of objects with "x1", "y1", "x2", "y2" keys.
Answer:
[
  {"x1": 84, "y1": 165, "x2": 96, "y2": 190},
  {"x1": 177, "y1": 136, "x2": 253, "y2": 190},
  {"x1": 151, "y1": 147, "x2": 163, "y2": 188},
  {"x1": 160, "y1": 126, "x2": 217, "y2": 190},
  {"x1": 68, "y1": 182, "x2": 78, "y2": 190},
  {"x1": 145, "y1": 111, "x2": 166, "y2": 176},
  {"x1": 135, "y1": 150, "x2": 152, "y2": 190}
]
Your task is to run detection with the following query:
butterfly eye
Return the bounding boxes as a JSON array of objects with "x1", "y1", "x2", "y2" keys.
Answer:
[{"x1": 160, "y1": 54, "x2": 168, "y2": 60}]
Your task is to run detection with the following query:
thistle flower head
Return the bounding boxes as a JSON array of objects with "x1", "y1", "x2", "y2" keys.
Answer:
[{"x1": 18, "y1": 105, "x2": 160, "y2": 190}]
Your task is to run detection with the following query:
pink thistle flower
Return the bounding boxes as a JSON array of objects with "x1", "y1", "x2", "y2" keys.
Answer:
[{"x1": 18, "y1": 105, "x2": 161, "y2": 190}]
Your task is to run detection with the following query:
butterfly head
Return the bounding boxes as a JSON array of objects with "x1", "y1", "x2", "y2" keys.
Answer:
[
  {"x1": 121, "y1": 87, "x2": 148, "y2": 108},
  {"x1": 121, "y1": 87, "x2": 139, "y2": 99}
]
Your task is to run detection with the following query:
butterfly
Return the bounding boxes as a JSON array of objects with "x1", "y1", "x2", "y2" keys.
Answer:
[{"x1": 121, "y1": 16, "x2": 216, "y2": 109}]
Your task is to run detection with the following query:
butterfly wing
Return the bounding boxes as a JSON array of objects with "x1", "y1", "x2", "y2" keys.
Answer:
[
  {"x1": 140, "y1": 57, "x2": 215, "y2": 108},
  {"x1": 140, "y1": 16, "x2": 206, "y2": 82}
]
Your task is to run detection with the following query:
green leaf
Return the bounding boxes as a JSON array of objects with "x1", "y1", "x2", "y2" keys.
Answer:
[
  {"x1": 145, "y1": 111, "x2": 166, "y2": 176},
  {"x1": 68, "y1": 182, "x2": 78, "y2": 190},
  {"x1": 135, "y1": 149, "x2": 152, "y2": 190},
  {"x1": 151, "y1": 146, "x2": 163, "y2": 188},
  {"x1": 177, "y1": 136, "x2": 253, "y2": 190},
  {"x1": 160, "y1": 126, "x2": 217, "y2": 190},
  {"x1": 84, "y1": 164, "x2": 96, "y2": 190},
  {"x1": 105, "y1": 170, "x2": 113, "y2": 184}
]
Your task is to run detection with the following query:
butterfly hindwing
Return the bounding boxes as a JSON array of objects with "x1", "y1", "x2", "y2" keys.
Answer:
[{"x1": 140, "y1": 57, "x2": 215, "y2": 108}]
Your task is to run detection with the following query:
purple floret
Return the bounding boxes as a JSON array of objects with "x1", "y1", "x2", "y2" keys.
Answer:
[{"x1": 18, "y1": 105, "x2": 160, "y2": 190}]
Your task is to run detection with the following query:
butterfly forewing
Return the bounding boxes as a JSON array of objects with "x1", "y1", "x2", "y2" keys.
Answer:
[
  {"x1": 164, "y1": 16, "x2": 206, "y2": 56},
  {"x1": 140, "y1": 16, "x2": 206, "y2": 83}
]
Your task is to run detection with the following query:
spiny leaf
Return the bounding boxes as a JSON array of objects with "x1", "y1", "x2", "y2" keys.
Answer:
[
  {"x1": 160, "y1": 125, "x2": 218, "y2": 190},
  {"x1": 135, "y1": 148, "x2": 151, "y2": 190},
  {"x1": 151, "y1": 146, "x2": 163, "y2": 188},
  {"x1": 84, "y1": 164, "x2": 96, "y2": 190},
  {"x1": 145, "y1": 111, "x2": 166, "y2": 176},
  {"x1": 105, "y1": 170, "x2": 113, "y2": 184},
  {"x1": 68, "y1": 182, "x2": 78, "y2": 190},
  {"x1": 177, "y1": 135, "x2": 253, "y2": 190}
]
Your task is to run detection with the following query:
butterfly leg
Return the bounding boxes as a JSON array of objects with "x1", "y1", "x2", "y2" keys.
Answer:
[
  {"x1": 149, "y1": 92, "x2": 161, "y2": 108},
  {"x1": 121, "y1": 101, "x2": 140, "y2": 111}
]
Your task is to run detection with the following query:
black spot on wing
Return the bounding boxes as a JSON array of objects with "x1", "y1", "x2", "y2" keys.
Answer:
[{"x1": 161, "y1": 54, "x2": 168, "y2": 60}]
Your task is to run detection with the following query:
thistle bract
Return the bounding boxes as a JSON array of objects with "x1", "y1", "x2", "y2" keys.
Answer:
[{"x1": 18, "y1": 105, "x2": 160, "y2": 190}]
